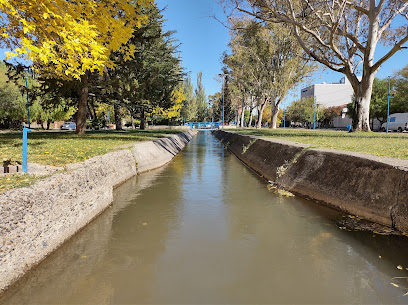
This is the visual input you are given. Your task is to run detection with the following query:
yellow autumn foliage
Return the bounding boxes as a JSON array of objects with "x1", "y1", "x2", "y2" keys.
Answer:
[
  {"x1": 153, "y1": 86, "x2": 185, "y2": 119},
  {"x1": 0, "y1": 0, "x2": 151, "y2": 79}
]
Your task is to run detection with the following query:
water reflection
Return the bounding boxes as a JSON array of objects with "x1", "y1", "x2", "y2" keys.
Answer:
[
  {"x1": 0, "y1": 168, "x2": 170, "y2": 304},
  {"x1": 2, "y1": 131, "x2": 408, "y2": 304}
]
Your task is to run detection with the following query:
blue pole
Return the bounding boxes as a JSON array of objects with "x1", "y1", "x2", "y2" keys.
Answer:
[
  {"x1": 25, "y1": 76, "x2": 30, "y2": 129},
  {"x1": 22, "y1": 125, "x2": 31, "y2": 173},
  {"x1": 386, "y1": 76, "x2": 390, "y2": 134},
  {"x1": 313, "y1": 96, "x2": 316, "y2": 130},
  {"x1": 222, "y1": 77, "x2": 225, "y2": 129},
  {"x1": 283, "y1": 110, "x2": 286, "y2": 129}
]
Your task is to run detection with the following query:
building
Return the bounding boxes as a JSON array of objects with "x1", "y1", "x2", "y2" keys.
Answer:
[
  {"x1": 301, "y1": 77, "x2": 355, "y2": 128},
  {"x1": 301, "y1": 77, "x2": 354, "y2": 108}
]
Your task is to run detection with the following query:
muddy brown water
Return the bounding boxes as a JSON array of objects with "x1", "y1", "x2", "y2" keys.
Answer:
[{"x1": 2, "y1": 131, "x2": 408, "y2": 304}]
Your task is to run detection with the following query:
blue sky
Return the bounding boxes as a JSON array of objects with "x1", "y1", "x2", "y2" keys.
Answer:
[
  {"x1": 156, "y1": 0, "x2": 408, "y2": 107},
  {"x1": 155, "y1": 0, "x2": 229, "y2": 98}
]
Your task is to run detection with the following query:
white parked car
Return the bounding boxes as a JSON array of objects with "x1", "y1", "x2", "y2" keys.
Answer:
[
  {"x1": 381, "y1": 113, "x2": 408, "y2": 132},
  {"x1": 60, "y1": 122, "x2": 76, "y2": 130}
]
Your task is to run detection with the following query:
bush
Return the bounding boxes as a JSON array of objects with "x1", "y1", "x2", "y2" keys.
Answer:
[
  {"x1": 86, "y1": 117, "x2": 106, "y2": 130},
  {"x1": 124, "y1": 120, "x2": 140, "y2": 128}
]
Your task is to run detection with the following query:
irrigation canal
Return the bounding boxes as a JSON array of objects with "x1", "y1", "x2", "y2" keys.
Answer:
[{"x1": 2, "y1": 131, "x2": 408, "y2": 304}]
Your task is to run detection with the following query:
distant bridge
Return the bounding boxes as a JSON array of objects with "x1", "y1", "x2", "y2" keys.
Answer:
[{"x1": 186, "y1": 122, "x2": 221, "y2": 131}]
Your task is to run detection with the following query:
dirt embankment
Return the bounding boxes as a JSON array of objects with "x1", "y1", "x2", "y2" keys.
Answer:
[
  {"x1": 213, "y1": 130, "x2": 408, "y2": 233},
  {"x1": 0, "y1": 130, "x2": 197, "y2": 293}
]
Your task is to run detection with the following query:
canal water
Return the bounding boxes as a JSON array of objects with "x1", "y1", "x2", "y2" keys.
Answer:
[{"x1": 2, "y1": 131, "x2": 408, "y2": 304}]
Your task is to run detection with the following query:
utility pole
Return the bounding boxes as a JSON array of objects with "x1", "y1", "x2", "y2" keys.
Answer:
[{"x1": 313, "y1": 96, "x2": 316, "y2": 130}]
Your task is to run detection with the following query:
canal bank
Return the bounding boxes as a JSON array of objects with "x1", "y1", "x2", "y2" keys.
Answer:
[
  {"x1": 0, "y1": 130, "x2": 197, "y2": 293},
  {"x1": 213, "y1": 130, "x2": 408, "y2": 233},
  {"x1": 2, "y1": 131, "x2": 408, "y2": 304}
]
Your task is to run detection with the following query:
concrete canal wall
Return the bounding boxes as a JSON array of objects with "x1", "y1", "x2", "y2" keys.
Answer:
[
  {"x1": 214, "y1": 130, "x2": 408, "y2": 233},
  {"x1": 0, "y1": 130, "x2": 197, "y2": 293}
]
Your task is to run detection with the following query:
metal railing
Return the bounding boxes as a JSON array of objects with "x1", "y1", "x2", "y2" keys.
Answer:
[{"x1": 186, "y1": 122, "x2": 221, "y2": 130}]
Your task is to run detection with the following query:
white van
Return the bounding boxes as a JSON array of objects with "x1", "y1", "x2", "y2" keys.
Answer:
[{"x1": 381, "y1": 113, "x2": 408, "y2": 132}]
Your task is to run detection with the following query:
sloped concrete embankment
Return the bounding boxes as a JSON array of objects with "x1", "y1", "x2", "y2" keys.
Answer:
[
  {"x1": 0, "y1": 130, "x2": 197, "y2": 293},
  {"x1": 213, "y1": 130, "x2": 408, "y2": 232}
]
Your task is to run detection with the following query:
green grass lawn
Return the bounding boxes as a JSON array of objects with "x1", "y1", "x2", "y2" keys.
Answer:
[
  {"x1": 232, "y1": 128, "x2": 408, "y2": 160},
  {"x1": 0, "y1": 129, "x2": 184, "y2": 192}
]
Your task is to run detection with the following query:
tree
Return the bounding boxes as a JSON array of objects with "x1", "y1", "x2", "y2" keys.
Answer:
[
  {"x1": 195, "y1": 72, "x2": 208, "y2": 121},
  {"x1": 369, "y1": 77, "x2": 389, "y2": 127},
  {"x1": 2, "y1": 0, "x2": 152, "y2": 134},
  {"x1": 348, "y1": 73, "x2": 408, "y2": 128},
  {"x1": 224, "y1": 18, "x2": 316, "y2": 129},
  {"x1": 1, "y1": 62, "x2": 80, "y2": 129},
  {"x1": 262, "y1": 105, "x2": 283, "y2": 126},
  {"x1": 286, "y1": 97, "x2": 324, "y2": 126},
  {"x1": 105, "y1": 3, "x2": 183, "y2": 130},
  {"x1": 152, "y1": 84, "x2": 185, "y2": 125},
  {"x1": 209, "y1": 93, "x2": 222, "y2": 122},
  {"x1": 0, "y1": 63, "x2": 25, "y2": 128},
  {"x1": 393, "y1": 65, "x2": 408, "y2": 113},
  {"x1": 220, "y1": 50, "x2": 250, "y2": 127},
  {"x1": 219, "y1": 73, "x2": 237, "y2": 124},
  {"x1": 323, "y1": 105, "x2": 344, "y2": 127},
  {"x1": 227, "y1": 0, "x2": 408, "y2": 131},
  {"x1": 31, "y1": 99, "x2": 77, "y2": 130},
  {"x1": 243, "y1": 109, "x2": 251, "y2": 126},
  {"x1": 224, "y1": 19, "x2": 270, "y2": 128},
  {"x1": 180, "y1": 74, "x2": 196, "y2": 122}
]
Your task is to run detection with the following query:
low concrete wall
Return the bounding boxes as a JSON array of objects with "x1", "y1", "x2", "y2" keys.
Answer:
[
  {"x1": 0, "y1": 130, "x2": 197, "y2": 293},
  {"x1": 214, "y1": 130, "x2": 408, "y2": 232}
]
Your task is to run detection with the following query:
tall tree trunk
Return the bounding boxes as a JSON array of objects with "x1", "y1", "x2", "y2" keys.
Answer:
[
  {"x1": 114, "y1": 104, "x2": 122, "y2": 130},
  {"x1": 257, "y1": 101, "x2": 267, "y2": 129},
  {"x1": 46, "y1": 120, "x2": 51, "y2": 130},
  {"x1": 270, "y1": 103, "x2": 280, "y2": 129},
  {"x1": 75, "y1": 72, "x2": 89, "y2": 135},
  {"x1": 240, "y1": 104, "x2": 245, "y2": 127},
  {"x1": 352, "y1": 75, "x2": 375, "y2": 132},
  {"x1": 140, "y1": 108, "x2": 147, "y2": 130},
  {"x1": 249, "y1": 108, "x2": 253, "y2": 127},
  {"x1": 239, "y1": 97, "x2": 245, "y2": 127},
  {"x1": 269, "y1": 96, "x2": 283, "y2": 129}
]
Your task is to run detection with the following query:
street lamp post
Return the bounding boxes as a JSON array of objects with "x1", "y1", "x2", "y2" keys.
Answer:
[
  {"x1": 283, "y1": 109, "x2": 286, "y2": 129},
  {"x1": 25, "y1": 75, "x2": 30, "y2": 129},
  {"x1": 22, "y1": 69, "x2": 32, "y2": 173},
  {"x1": 313, "y1": 96, "x2": 316, "y2": 130},
  {"x1": 219, "y1": 73, "x2": 225, "y2": 129},
  {"x1": 222, "y1": 81, "x2": 225, "y2": 129},
  {"x1": 386, "y1": 76, "x2": 394, "y2": 134}
]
